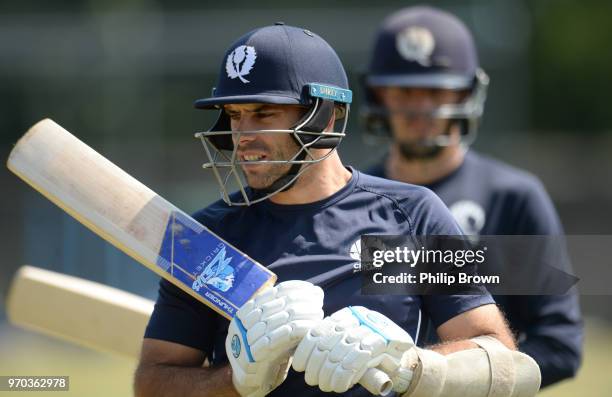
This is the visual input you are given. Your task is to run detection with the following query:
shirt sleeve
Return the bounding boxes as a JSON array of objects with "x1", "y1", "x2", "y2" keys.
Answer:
[
  {"x1": 510, "y1": 294, "x2": 582, "y2": 387},
  {"x1": 144, "y1": 278, "x2": 225, "y2": 356},
  {"x1": 421, "y1": 294, "x2": 495, "y2": 329},
  {"x1": 411, "y1": 188, "x2": 496, "y2": 328},
  {"x1": 411, "y1": 187, "x2": 464, "y2": 235},
  {"x1": 513, "y1": 177, "x2": 564, "y2": 235},
  {"x1": 507, "y1": 179, "x2": 583, "y2": 387}
]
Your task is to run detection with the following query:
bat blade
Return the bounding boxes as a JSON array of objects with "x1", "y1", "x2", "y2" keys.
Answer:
[
  {"x1": 7, "y1": 119, "x2": 276, "y2": 319},
  {"x1": 7, "y1": 265, "x2": 153, "y2": 358}
]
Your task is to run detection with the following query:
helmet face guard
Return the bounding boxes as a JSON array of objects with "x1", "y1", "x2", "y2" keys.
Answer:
[
  {"x1": 362, "y1": 68, "x2": 489, "y2": 148},
  {"x1": 193, "y1": 24, "x2": 352, "y2": 206},
  {"x1": 361, "y1": 6, "x2": 488, "y2": 153},
  {"x1": 195, "y1": 84, "x2": 352, "y2": 206}
]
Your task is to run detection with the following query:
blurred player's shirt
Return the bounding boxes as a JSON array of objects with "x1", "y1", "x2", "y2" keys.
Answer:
[
  {"x1": 145, "y1": 167, "x2": 494, "y2": 397},
  {"x1": 368, "y1": 151, "x2": 560, "y2": 236},
  {"x1": 366, "y1": 150, "x2": 583, "y2": 387}
]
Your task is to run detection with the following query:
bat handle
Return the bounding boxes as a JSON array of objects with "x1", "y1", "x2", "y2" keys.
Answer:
[{"x1": 359, "y1": 368, "x2": 393, "y2": 396}]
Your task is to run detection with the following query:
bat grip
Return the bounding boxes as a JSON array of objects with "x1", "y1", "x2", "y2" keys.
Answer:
[{"x1": 359, "y1": 367, "x2": 393, "y2": 396}]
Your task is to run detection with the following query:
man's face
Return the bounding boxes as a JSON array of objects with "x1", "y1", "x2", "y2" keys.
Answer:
[
  {"x1": 375, "y1": 86, "x2": 466, "y2": 159},
  {"x1": 224, "y1": 103, "x2": 306, "y2": 190}
]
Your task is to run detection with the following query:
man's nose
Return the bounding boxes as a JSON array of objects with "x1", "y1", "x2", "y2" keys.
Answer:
[
  {"x1": 406, "y1": 92, "x2": 436, "y2": 111},
  {"x1": 384, "y1": 87, "x2": 437, "y2": 110},
  {"x1": 236, "y1": 131, "x2": 256, "y2": 146},
  {"x1": 233, "y1": 116, "x2": 258, "y2": 145}
]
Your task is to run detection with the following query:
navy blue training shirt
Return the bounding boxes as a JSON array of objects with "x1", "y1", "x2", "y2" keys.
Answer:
[
  {"x1": 366, "y1": 150, "x2": 583, "y2": 387},
  {"x1": 145, "y1": 167, "x2": 494, "y2": 396}
]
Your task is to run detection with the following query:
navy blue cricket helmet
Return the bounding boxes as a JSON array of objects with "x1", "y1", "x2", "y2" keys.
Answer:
[
  {"x1": 194, "y1": 23, "x2": 353, "y2": 206},
  {"x1": 362, "y1": 6, "x2": 489, "y2": 146}
]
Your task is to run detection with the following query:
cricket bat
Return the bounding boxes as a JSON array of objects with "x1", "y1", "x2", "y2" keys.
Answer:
[
  {"x1": 7, "y1": 265, "x2": 153, "y2": 359},
  {"x1": 7, "y1": 119, "x2": 391, "y2": 395},
  {"x1": 7, "y1": 119, "x2": 275, "y2": 320}
]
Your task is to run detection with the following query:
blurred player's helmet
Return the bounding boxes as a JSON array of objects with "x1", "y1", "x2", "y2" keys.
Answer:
[
  {"x1": 362, "y1": 6, "x2": 488, "y2": 152},
  {"x1": 195, "y1": 23, "x2": 352, "y2": 206}
]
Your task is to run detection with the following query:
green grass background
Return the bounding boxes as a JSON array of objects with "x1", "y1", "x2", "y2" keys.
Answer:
[{"x1": 0, "y1": 318, "x2": 610, "y2": 396}]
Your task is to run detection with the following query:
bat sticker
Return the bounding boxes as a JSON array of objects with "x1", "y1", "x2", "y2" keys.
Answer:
[{"x1": 158, "y1": 211, "x2": 270, "y2": 318}]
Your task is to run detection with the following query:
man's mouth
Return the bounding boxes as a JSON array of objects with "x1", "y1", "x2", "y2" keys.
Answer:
[
  {"x1": 242, "y1": 154, "x2": 263, "y2": 161},
  {"x1": 239, "y1": 153, "x2": 267, "y2": 162}
]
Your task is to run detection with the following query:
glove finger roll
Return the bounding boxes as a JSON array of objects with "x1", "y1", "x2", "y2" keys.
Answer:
[
  {"x1": 319, "y1": 360, "x2": 339, "y2": 392},
  {"x1": 328, "y1": 337, "x2": 353, "y2": 363},
  {"x1": 242, "y1": 308, "x2": 263, "y2": 330},
  {"x1": 267, "y1": 324, "x2": 292, "y2": 349},
  {"x1": 360, "y1": 333, "x2": 387, "y2": 356},
  {"x1": 276, "y1": 280, "x2": 318, "y2": 293},
  {"x1": 250, "y1": 336, "x2": 271, "y2": 361},
  {"x1": 342, "y1": 348, "x2": 371, "y2": 371},
  {"x1": 264, "y1": 311, "x2": 291, "y2": 332},
  {"x1": 305, "y1": 347, "x2": 328, "y2": 386},
  {"x1": 292, "y1": 331, "x2": 319, "y2": 372},
  {"x1": 331, "y1": 365, "x2": 355, "y2": 393},
  {"x1": 260, "y1": 298, "x2": 287, "y2": 320},
  {"x1": 317, "y1": 329, "x2": 344, "y2": 351},
  {"x1": 287, "y1": 305, "x2": 324, "y2": 321},
  {"x1": 289, "y1": 319, "x2": 321, "y2": 341},
  {"x1": 236, "y1": 300, "x2": 255, "y2": 319},
  {"x1": 253, "y1": 286, "x2": 278, "y2": 307},
  {"x1": 247, "y1": 321, "x2": 266, "y2": 344},
  {"x1": 311, "y1": 318, "x2": 336, "y2": 337}
]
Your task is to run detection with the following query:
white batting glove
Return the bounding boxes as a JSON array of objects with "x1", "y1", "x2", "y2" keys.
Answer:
[
  {"x1": 292, "y1": 306, "x2": 415, "y2": 395},
  {"x1": 226, "y1": 280, "x2": 324, "y2": 397}
]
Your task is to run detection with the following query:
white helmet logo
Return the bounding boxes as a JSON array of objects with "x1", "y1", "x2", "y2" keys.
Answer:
[
  {"x1": 226, "y1": 45, "x2": 257, "y2": 83},
  {"x1": 395, "y1": 26, "x2": 435, "y2": 66}
]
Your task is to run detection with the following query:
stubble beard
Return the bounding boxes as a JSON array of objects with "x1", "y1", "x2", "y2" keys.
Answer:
[
  {"x1": 241, "y1": 139, "x2": 301, "y2": 190},
  {"x1": 397, "y1": 141, "x2": 444, "y2": 160},
  {"x1": 394, "y1": 119, "x2": 455, "y2": 161}
]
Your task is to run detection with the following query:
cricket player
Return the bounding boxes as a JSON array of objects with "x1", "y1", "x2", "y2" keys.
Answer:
[
  {"x1": 361, "y1": 6, "x2": 582, "y2": 388},
  {"x1": 134, "y1": 23, "x2": 541, "y2": 397}
]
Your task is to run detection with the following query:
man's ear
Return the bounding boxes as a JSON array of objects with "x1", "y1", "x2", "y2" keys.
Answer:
[
  {"x1": 324, "y1": 113, "x2": 335, "y2": 132},
  {"x1": 334, "y1": 105, "x2": 347, "y2": 120},
  {"x1": 325, "y1": 105, "x2": 345, "y2": 132}
]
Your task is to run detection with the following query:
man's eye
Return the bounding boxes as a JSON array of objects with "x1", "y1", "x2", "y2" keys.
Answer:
[
  {"x1": 256, "y1": 112, "x2": 274, "y2": 119},
  {"x1": 228, "y1": 114, "x2": 240, "y2": 120}
]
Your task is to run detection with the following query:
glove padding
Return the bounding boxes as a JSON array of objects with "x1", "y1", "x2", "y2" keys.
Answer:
[
  {"x1": 226, "y1": 280, "x2": 324, "y2": 397},
  {"x1": 292, "y1": 306, "x2": 414, "y2": 394}
]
